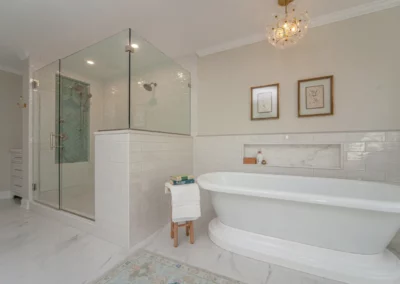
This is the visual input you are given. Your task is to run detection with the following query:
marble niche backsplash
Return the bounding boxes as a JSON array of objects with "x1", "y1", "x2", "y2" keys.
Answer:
[{"x1": 244, "y1": 144, "x2": 342, "y2": 169}]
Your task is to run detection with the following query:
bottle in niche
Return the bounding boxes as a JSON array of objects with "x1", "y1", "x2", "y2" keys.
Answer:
[{"x1": 256, "y1": 150, "x2": 263, "y2": 165}]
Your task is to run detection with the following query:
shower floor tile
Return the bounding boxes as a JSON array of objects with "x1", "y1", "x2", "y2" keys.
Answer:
[{"x1": 36, "y1": 184, "x2": 95, "y2": 219}]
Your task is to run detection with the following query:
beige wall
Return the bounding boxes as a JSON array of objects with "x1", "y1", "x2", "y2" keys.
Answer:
[
  {"x1": 197, "y1": 7, "x2": 400, "y2": 135},
  {"x1": 0, "y1": 69, "x2": 23, "y2": 193}
]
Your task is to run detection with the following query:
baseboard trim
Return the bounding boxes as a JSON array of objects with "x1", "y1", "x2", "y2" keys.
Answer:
[{"x1": 0, "y1": 191, "x2": 11, "y2": 199}]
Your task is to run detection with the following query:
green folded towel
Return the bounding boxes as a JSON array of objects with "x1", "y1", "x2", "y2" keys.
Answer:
[
  {"x1": 170, "y1": 179, "x2": 195, "y2": 185},
  {"x1": 170, "y1": 175, "x2": 195, "y2": 182}
]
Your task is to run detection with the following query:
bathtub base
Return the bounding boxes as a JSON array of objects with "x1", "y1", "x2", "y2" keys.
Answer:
[{"x1": 209, "y1": 218, "x2": 400, "y2": 284}]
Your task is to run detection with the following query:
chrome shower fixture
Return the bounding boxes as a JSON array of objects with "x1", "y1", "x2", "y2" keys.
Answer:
[
  {"x1": 72, "y1": 83, "x2": 85, "y2": 92},
  {"x1": 143, "y1": 82, "x2": 157, "y2": 92},
  {"x1": 83, "y1": 93, "x2": 92, "y2": 107}
]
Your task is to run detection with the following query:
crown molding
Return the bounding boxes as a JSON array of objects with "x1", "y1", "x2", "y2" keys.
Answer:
[
  {"x1": 0, "y1": 65, "x2": 22, "y2": 76},
  {"x1": 196, "y1": 0, "x2": 400, "y2": 57},
  {"x1": 196, "y1": 34, "x2": 266, "y2": 58},
  {"x1": 310, "y1": 0, "x2": 400, "y2": 28}
]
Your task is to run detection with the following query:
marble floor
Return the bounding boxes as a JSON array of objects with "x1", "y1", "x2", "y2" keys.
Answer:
[
  {"x1": 147, "y1": 219, "x2": 400, "y2": 284},
  {"x1": 143, "y1": 214, "x2": 345, "y2": 284},
  {"x1": 1, "y1": 199, "x2": 399, "y2": 284},
  {"x1": 0, "y1": 199, "x2": 127, "y2": 284}
]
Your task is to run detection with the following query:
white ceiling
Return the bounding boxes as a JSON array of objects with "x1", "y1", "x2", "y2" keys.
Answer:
[{"x1": 0, "y1": 0, "x2": 397, "y2": 73}]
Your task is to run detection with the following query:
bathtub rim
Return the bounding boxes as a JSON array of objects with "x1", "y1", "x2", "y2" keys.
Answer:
[{"x1": 198, "y1": 172, "x2": 400, "y2": 213}]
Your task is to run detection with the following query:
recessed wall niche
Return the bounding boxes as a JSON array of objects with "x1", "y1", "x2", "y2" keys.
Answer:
[{"x1": 244, "y1": 143, "x2": 342, "y2": 169}]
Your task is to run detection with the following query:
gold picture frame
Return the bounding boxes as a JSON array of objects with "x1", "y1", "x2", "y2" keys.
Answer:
[
  {"x1": 251, "y1": 83, "x2": 280, "y2": 120},
  {"x1": 298, "y1": 75, "x2": 334, "y2": 117}
]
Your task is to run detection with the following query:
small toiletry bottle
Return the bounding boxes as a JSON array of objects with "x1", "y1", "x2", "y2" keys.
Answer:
[{"x1": 256, "y1": 150, "x2": 263, "y2": 165}]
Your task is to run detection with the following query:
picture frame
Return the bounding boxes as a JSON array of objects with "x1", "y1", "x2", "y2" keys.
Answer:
[
  {"x1": 250, "y1": 83, "x2": 279, "y2": 120},
  {"x1": 298, "y1": 75, "x2": 334, "y2": 117}
]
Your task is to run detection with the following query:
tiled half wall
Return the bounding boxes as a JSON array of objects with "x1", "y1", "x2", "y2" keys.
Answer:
[{"x1": 95, "y1": 130, "x2": 193, "y2": 248}]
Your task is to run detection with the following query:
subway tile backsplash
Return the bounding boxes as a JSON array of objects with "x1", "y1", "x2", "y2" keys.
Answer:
[
  {"x1": 366, "y1": 142, "x2": 400, "y2": 152},
  {"x1": 344, "y1": 142, "x2": 365, "y2": 152},
  {"x1": 387, "y1": 132, "x2": 400, "y2": 142},
  {"x1": 345, "y1": 132, "x2": 386, "y2": 142},
  {"x1": 194, "y1": 131, "x2": 400, "y2": 184}
]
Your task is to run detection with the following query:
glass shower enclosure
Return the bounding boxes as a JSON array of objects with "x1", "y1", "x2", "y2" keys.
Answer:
[{"x1": 32, "y1": 29, "x2": 191, "y2": 220}]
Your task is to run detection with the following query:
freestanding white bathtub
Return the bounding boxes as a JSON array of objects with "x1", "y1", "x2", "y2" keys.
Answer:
[{"x1": 198, "y1": 172, "x2": 400, "y2": 284}]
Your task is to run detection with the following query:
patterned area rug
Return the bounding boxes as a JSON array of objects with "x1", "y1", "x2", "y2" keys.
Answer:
[{"x1": 94, "y1": 250, "x2": 244, "y2": 284}]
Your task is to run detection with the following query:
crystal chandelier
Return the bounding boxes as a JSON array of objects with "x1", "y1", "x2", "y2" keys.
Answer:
[{"x1": 267, "y1": 0, "x2": 310, "y2": 49}]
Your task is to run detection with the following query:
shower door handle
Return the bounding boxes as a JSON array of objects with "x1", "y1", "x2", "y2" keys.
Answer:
[
  {"x1": 50, "y1": 132, "x2": 55, "y2": 150},
  {"x1": 50, "y1": 132, "x2": 65, "y2": 150}
]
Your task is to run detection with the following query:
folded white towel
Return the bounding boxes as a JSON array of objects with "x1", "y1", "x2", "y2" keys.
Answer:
[{"x1": 165, "y1": 183, "x2": 201, "y2": 222}]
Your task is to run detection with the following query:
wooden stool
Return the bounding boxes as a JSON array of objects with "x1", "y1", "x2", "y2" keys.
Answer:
[
  {"x1": 165, "y1": 184, "x2": 198, "y2": 248},
  {"x1": 170, "y1": 220, "x2": 194, "y2": 247}
]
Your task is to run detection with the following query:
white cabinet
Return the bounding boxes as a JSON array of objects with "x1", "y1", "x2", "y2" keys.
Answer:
[{"x1": 10, "y1": 149, "x2": 23, "y2": 197}]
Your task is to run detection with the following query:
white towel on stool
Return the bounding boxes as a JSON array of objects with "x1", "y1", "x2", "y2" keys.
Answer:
[{"x1": 165, "y1": 183, "x2": 201, "y2": 223}]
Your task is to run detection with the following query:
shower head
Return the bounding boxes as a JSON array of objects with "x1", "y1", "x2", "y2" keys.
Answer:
[
  {"x1": 143, "y1": 82, "x2": 157, "y2": 92},
  {"x1": 83, "y1": 93, "x2": 93, "y2": 108},
  {"x1": 73, "y1": 84, "x2": 85, "y2": 92}
]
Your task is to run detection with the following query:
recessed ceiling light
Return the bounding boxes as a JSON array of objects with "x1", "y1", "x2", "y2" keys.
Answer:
[
  {"x1": 131, "y1": 43, "x2": 139, "y2": 49},
  {"x1": 86, "y1": 60, "x2": 95, "y2": 65}
]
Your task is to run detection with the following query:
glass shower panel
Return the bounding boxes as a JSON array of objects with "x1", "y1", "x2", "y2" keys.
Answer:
[
  {"x1": 32, "y1": 60, "x2": 60, "y2": 209},
  {"x1": 59, "y1": 29, "x2": 130, "y2": 219},
  {"x1": 130, "y1": 31, "x2": 191, "y2": 135}
]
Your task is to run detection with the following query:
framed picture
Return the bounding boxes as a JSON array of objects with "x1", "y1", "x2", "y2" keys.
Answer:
[
  {"x1": 298, "y1": 75, "x2": 334, "y2": 117},
  {"x1": 251, "y1": 83, "x2": 279, "y2": 120}
]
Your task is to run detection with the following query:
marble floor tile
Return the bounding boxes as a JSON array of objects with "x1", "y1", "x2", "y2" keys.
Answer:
[
  {"x1": 142, "y1": 213, "x2": 345, "y2": 284},
  {"x1": 0, "y1": 200, "x2": 128, "y2": 284},
  {"x1": 1, "y1": 200, "x2": 397, "y2": 284},
  {"x1": 143, "y1": 217, "x2": 271, "y2": 284},
  {"x1": 265, "y1": 265, "x2": 344, "y2": 284}
]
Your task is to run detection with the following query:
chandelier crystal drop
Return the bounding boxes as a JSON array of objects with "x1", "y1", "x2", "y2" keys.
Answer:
[{"x1": 267, "y1": 0, "x2": 310, "y2": 49}]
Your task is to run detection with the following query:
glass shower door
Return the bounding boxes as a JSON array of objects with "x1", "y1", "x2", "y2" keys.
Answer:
[
  {"x1": 32, "y1": 60, "x2": 61, "y2": 209},
  {"x1": 58, "y1": 29, "x2": 130, "y2": 220},
  {"x1": 32, "y1": 29, "x2": 131, "y2": 220}
]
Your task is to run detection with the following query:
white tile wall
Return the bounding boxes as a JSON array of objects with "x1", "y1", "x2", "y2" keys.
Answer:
[
  {"x1": 128, "y1": 132, "x2": 193, "y2": 247},
  {"x1": 95, "y1": 132, "x2": 130, "y2": 248},
  {"x1": 194, "y1": 131, "x2": 400, "y2": 185},
  {"x1": 94, "y1": 130, "x2": 193, "y2": 248},
  {"x1": 387, "y1": 132, "x2": 400, "y2": 142}
]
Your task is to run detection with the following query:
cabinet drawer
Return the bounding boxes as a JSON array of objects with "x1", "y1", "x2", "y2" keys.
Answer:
[
  {"x1": 11, "y1": 184, "x2": 22, "y2": 195},
  {"x1": 11, "y1": 156, "x2": 23, "y2": 164},
  {"x1": 12, "y1": 163, "x2": 22, "y2": 170},
  {"x1": 11, "y1": 163, "x2": 23, "y2": 177},
  {"x1": 12, "y1": 177, "x2": 23, "y2": 187}
]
